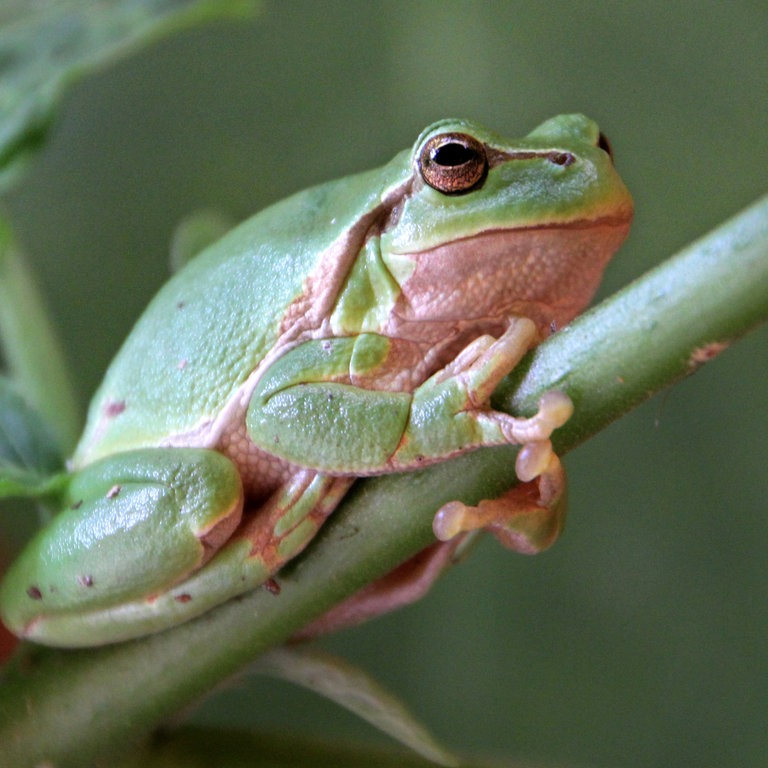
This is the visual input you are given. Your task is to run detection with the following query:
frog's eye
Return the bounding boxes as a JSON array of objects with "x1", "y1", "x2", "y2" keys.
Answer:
[{"x1": 418, "y1": 132, "x2": 488, "y2": 195}]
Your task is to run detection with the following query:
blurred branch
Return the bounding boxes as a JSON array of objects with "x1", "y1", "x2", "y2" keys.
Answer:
[{"x1": 0, "y1": 194, "x2": 766, "y2": 767}]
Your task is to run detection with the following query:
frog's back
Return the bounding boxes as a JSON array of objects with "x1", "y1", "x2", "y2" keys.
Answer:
[{"x1": 74, "y1": 160, "x2": 406, "y2": 466}]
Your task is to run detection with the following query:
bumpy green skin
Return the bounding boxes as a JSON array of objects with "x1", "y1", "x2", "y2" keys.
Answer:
[
  {"x1": 72, "y1": 161, "x2": 412, "y2": 462},
  {"x1": 0, "y1": 115, "x2": 633, "y2": 646}
]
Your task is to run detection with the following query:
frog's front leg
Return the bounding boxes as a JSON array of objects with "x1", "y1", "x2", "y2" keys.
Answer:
[
  {"x1": 433, "y1": 447, "x2": 567, "y2": 554},
  {"x1": 249, "y1": 318, "x2": 572, "y2": 555},
  {"x1": 0, "y1": 447, "x2": 349, "y2": 646},
  {"x1": 404, "y1": 319, "x2": 571, "y2": 554}
]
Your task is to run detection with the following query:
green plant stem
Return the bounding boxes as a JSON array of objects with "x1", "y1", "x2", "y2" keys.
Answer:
[
  {"x1": 0, "y1": 194, "x2": 766, "y2": 768},
  {"x1": 0, "y1": 217, "x2": 80, "y2": 454}
]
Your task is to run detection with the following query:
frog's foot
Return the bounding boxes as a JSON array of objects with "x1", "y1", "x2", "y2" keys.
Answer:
[
  {"x1": 432, "y1": 446, "x2": 566, "y2": 554},
  {"x1": 483, "y1": 389, "x2": 574, "y2": 447},
  {"x1": 294, "y1": 537, "x2": 467, "y2": 639},
  {"x1": 423, "y1": 316, "x2": 572, "y2": 451},
  {"x1": 236, "y1": 470, "x2": 354, "y2": 573}
]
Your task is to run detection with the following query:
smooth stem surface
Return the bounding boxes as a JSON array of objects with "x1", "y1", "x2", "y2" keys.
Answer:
[{"x1": 0, "y1": 194, "x2": 766, "y2": 768}]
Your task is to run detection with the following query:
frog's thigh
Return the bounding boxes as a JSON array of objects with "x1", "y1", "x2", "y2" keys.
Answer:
[
  {"x1": 89, "y1": 471, "x2": 355, "y2": 637},
  {"x1": 108, "y1": 469, "x2": 353, "y2": 618},
  {"x1": 433, "y1": 451, "x2": 567, "y2": 554},
  {"x1": 9, "y1": 466, "x2": 352, "y2": 646},
  {"x1": 0, "y1": 447, "x2": 244, "y2": 643}
]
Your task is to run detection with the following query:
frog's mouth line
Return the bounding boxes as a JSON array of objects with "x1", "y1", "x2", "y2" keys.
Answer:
[{"x1": 390, "y1": 209, "x2": 634, "y2": 257}]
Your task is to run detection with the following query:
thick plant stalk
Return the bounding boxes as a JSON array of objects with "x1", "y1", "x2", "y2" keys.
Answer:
[{"x1": 0, "y1": 194, "x2": 766, "y2": 768}]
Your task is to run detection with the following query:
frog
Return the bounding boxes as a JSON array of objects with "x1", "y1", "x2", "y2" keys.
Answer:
[{"x1": 0, "y1": 114, "x2": 633, "y2": 647}]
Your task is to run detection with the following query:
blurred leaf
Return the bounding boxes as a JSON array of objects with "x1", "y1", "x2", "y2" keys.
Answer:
[
  {"x1": 0, "y1": 375, "x2": 63, "y2": 498},
  {"x1": 0, "y1": 214, "x2": 81, "y2": 452},
  {"x1": 0, "y1": 0, "x2": 260, "y2": 189},
  {"x1": 252, "y1": 646, "x2": 459, "y2": 767},
  {"x1": 119, "y1": 726, "x2": 506, "y2": 768}
]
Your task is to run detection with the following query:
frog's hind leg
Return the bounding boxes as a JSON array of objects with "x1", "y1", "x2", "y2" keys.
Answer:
[
  {"x1": 237, "y1": 470, "x2": 354, "y2": 576},
  {"x1": 5, "y1": 464, "x2": 351, "y2": 646},
  {"x1": 150, "y1": 469, "x2": 354, "y2": 613},
  {"x1": 0, "y1": 447, "x2": 247, "y2": 646},
  {"x1": 294, "y1": 537, "x2": 467, "y2": 639}
]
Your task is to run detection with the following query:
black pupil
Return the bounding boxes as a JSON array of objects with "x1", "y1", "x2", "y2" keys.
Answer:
[{"x1": 432, "y1": 142, "x2": 474, "y2": 167}]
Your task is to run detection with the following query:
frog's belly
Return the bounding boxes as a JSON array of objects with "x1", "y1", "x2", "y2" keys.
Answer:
[{"x1": 217, "y1": 422, "x2": 299, "y2": 500}]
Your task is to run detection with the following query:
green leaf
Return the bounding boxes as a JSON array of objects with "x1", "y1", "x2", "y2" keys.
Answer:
[
  {"x1": 0, "y1": 375, "x2": 63, "y2": 498},
  {"x1": 251, "y1": 646, "x2": 459, "y2": 767},
  {"x1": 0, "y1": 215, "x2": 81, "y2": 453},
  {"x1": 0, "y1": 0, "x2": 261, "y2": 189}
]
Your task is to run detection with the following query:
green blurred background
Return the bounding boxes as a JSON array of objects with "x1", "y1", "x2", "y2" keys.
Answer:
[{"x1": 2, "y1": 2, "x2": 766, "y2": 766}]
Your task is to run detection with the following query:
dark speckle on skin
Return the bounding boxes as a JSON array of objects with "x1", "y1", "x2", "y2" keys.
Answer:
[
  {"x1": 78, "y1": 575, "x2": 94, "y2": 587},
  {"x1": 174, "y1": 593, "x2": 192, "y2": 603},
  {"x1": 71, "y1": 500, "x2": 83, "y2": 510},
  {"x1": 27, "y1": 586, "x2": 42, "y2": 600},
  {"x1": 264, "y1": 578, "x2": 281, "y2": 595},
  {"x1": 105, "y1": 400, "x2": 126, "y2": 418}
]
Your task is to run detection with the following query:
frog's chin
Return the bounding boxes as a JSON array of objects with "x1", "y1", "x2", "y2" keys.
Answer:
[{"x1": 390, "y1": 213, "x2": 632, "y2": 331}]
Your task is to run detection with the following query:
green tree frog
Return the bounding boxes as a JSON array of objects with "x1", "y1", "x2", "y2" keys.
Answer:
[{"x1": 0, "y1": 115, "x2": 632, "y2": 647}]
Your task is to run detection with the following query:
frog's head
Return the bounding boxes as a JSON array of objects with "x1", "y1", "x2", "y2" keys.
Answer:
[{"x1": 380, "y1": 114, "x2": 634, "y2": 333}]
